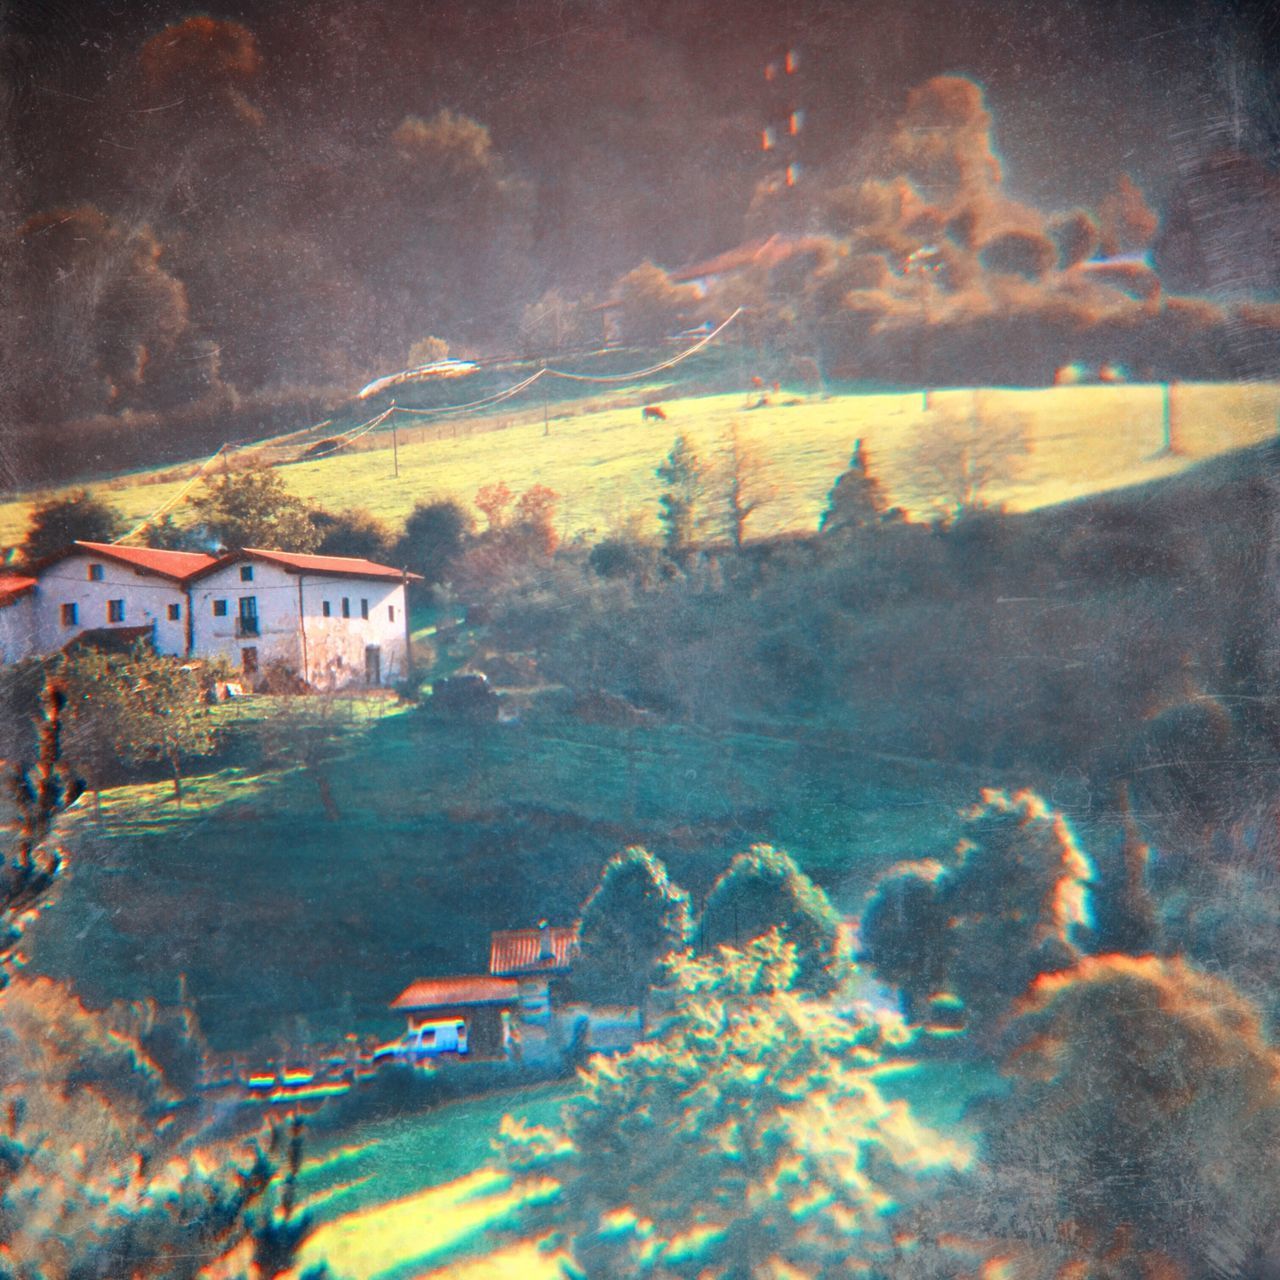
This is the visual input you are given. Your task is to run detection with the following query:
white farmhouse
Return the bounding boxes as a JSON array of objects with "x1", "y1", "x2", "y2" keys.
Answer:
[
  {"x1": 186, "y1": 548, "x2": 417, "y2": 688},
  {"x1": 31, "y1": 542, "x2": 217, "y2": 658},
  {"x1": 5, "y1": 541, "x2": 420, "y2": 690}
]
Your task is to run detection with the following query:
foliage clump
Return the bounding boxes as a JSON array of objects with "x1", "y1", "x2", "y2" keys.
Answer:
[
  {"x1": 498, "y1": 932, "x2": 970, "y2": 1279},
  {"x1": 819, "y1": 439, "x2": 892, "y2": 535},
  {"x1": 699, "y1": 844, "x2": 844, "y2": 995},
  {"x1": 191, "y1": 465, "x2": 320, "y2": 552},
  {"x1": 655, "y1": 435, "x2": 707, "y2": 556},
  {"x1": 21, "y1": 490, "x2": 124, "y2": 564},
  {"x1": 1, "y1": 681, "x2": 81, "y2": 988},
  {"x1": 979, "y1": 954, "x2": 1280, "y2": 1276},
  {"x1": 61, "y1": 642, "x2": 217, "y2": 803},
  {"x1": 572, "y1": 847, "x2": 692, "y2": 1007},
  {"x1": 860, "y1": 789, "x2": 1094, "y2": 1040}
]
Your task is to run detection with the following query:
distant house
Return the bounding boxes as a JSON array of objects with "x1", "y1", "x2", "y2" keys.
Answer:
[
  {"x1": 490, "y1": 921, "x2": 579, "y2": 1022},
  {"x1": 386, "y1": 921, "x2": 630, "y2": 1069},
  {"x1": 6, "y1": 541, "x2": 422, "y2": 689},
  {"x1": 389, "y1": 976, "x2": 519, "y2": 1060}
]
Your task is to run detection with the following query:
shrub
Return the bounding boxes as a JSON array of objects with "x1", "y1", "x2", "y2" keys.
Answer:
[{"x1": 699, "y1": 844, "x2": 844, "y2": 995}]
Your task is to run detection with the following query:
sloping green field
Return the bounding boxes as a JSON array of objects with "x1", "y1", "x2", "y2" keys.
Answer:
[{"x1": 4, "y1": 383, "x2": 1277, "y2": 547}]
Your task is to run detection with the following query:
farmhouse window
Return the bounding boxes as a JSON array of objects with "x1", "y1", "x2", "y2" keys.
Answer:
[
  {"x1": 88, "y1": 564, "x2": 104, "y2": 581},
  {"x1": 60, "y1": 603, "x2": 78, "y2": 626},
  {"x1": 361, "y1": 598, "x2": 369, "y2": 620},
  {"x1": 237, "y1": 597, "x2": 260, "y2": 637},
  {"x1": 213, "y1": 599, "x2": 228, "y2": 617},
  {"x1": 107, "y1": 600, "x2": 125, "y2": 623},
  {"x1": 342, "y1": 597, "x2": 350, "y2": 619},
  {"x1": 322, "y1": 600, "x2": 331, "y2": 618},
  {"x1": 388, "y1": 605, "x2": 395, "y2": 622},
  {"x1": 168, "y1": 603, "x2": 181, "y2": 620}
]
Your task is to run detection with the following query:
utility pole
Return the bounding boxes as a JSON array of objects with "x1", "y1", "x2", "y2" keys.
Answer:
[
  {"x1": 390, "y1": 400, "x2": 399, "y2": 476},
  {"x1": 541, "y1": 367, "x2": 549, "y2": 436}
]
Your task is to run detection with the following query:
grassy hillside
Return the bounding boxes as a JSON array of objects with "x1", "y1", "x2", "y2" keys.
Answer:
[
  {"x1": 25, "y1": 702, "x2": 995, "y2": 1051},
  {"x1": 3, "y1": 382, "x2": 1277, "y2": 548}
]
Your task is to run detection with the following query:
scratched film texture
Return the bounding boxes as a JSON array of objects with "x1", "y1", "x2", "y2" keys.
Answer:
[{"x1": 2, "y1": 1, "x2": 1280, "y2": 1277}]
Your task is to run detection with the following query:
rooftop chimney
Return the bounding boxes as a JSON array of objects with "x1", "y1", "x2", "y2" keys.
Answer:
[{"x1": 537, "y1": 919, "x2": 553, "y2": 960}]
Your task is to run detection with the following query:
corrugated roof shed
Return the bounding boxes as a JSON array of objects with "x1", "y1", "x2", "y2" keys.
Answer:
[
  {"x1": 489, "y1": 925, "x2": 579, "y2": 977},
  {"x1": 390, "y1": 976, "x2": 519, "y2": 1010}
]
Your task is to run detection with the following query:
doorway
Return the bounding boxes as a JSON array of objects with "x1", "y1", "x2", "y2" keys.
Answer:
[{"x1": 365, "y1": 645, "x2": 381, "y2": 686}]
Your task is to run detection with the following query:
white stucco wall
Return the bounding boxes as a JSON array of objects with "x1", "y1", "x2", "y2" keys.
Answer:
[
  {"x1": 33, "y1": 555, "x2": 189, "y2": 656},
  {"x1": 0, "y1": 594, "x2": 37, "y2": 664},
  {"x1": 188, "y1": 559, "x2": 409, "y2": 688}
]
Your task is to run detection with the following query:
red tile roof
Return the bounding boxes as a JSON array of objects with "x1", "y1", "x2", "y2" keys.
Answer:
[
  {"x1": 47, "y1": 542, "x2": 219, "y2": 582},
  {"x1": 191, "y1": 548, "x2": 423, "y2": 583},
  {"x1": 390, "y1": 976, "x2": 519, "y2": 1010},
  {"x1": 489, "y1": 925, "x2": 579, "y2": 977},
  {"x1": 0, "y1": 575, "x2": 37, "y2": 606}
]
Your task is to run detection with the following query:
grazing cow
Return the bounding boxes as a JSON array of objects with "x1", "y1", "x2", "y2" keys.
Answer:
[{"x1": 642, "y1": 405, "x2": 667, "y2": 421}]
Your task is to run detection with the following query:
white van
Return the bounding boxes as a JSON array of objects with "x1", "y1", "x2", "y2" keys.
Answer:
[{"x1": 373, "y1": 1019, "x2": 468, "y2": 1064}]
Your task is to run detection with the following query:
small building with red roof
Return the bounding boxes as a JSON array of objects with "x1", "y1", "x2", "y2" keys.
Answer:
[
  {"x1": 388, "y1": 975, "x2": 519, "y2": 1059},
  {"x1": 490, "y1": 920, "x2": 579, "y2": 1022}
]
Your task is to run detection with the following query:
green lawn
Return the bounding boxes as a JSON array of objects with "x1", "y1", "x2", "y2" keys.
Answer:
[{"x1": 3, "y1": 382, "x2": 1276, "y2": 548}]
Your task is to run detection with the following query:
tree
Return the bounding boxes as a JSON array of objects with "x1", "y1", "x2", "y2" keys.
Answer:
[
  {"x1": 717, "y1": 424, "x2": 776, "y2": 549},
  {"x1": 475, "y1": 481, "x2": 514, "y2": 532},
  {"x1": 61, "y1": 642, "x2": 217, "y2": 804},
  {"x1": 860, "y1": 789, "x2": 1094, "y2": 1041},
  {"x1": 142, "y1": 512, "x2": 208, "y2": 551},
  {"x1": 407, "y1": 334, "x2": 450, "y2": 366},
  {"x1": 819, "y1": 439, "x2": 892, "y2": 534},
  {"x1": 2, "y1": 680, "x2": 81, "y2": 988},
  {"x1": 512, "y1": 484, "x2": 560, "y2": 558},
  {"x1": 394, "y1": 498, "x2": 473, "y2": 586},
  {"x1": 313, "y1": 508, "x2": 394, "y2": 562},
  {"x1": 572, "y1": 848, "x2": 693, "y2": 1007},
  {"x1": 699, "y1": 844, "x2": 844, "y2": 995},
  {"x1": 22, "y1": 489, "x2": 124, "y2": 563},
  {"x1": 497, "y1": 932, "x2": 970, "y2": 1280},
  {"x1": 655, "y1": 435, "x2": 707, "y2": 556},
  {"x1": 519, "y1": 288, "x2": 592, "y2": 354},
  {"x1": 979, "y1": 955, "x2": 1280, "y2": 1276},
  {"x1": 901, "y1": 407, "x2": 1029, "y2": 523},
  {"x1": 611, "y1": 262, "x2": 702, "y2": 345},
  {"x1": 0, "y1": 684, "x2": 327, "y2": 1280},
  {"x1": 191, "y1": 465, "x2": 319, "y2": 552}
]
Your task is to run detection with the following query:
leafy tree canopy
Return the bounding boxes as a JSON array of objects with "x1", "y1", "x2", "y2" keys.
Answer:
[
  {"x1": 395, "y1": 498, "x2": 473, "y2": 585},
  {"x1": 699, "y1": 844, "x2": 845, "y2": 995},
  {"x1": 980, "y1": 954, "x2": 1280, "y2": 1276},
  {"x1": 61, "y1": 643, "x2": 217, "y2": 803},
  {"x1": 499, "y1": 931, "x2": 970, "y2": 1280},
  {"x1": 860, "y1": 788, "x2": 1094, "y2": 1041},
  {"x1": 573, "y1": 847, "x2": 693, "y2": 1007},
  {"x1": 191, "y1": 465, "x2": 319, "y2": 552},
  {"x1": 655, "y1": 434, "x2": 707, "y2": 555},
  {"x1": 313, "y1": 507, "x2": 395, "y2": 562},
  {"x1": 22, "y1": 489, "x2": 124, "y2": 563}
]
